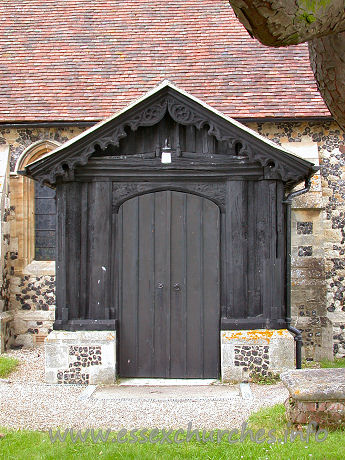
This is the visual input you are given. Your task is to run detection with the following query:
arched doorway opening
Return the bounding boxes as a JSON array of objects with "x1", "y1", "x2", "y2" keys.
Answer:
[{"x1": 117, "y1": 190, "x2": 220, "y2": 378}]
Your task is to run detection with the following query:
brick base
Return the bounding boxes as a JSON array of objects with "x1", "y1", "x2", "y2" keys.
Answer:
[{"x1": 285, "y1": 397, "x2": 345, "y2": 429}]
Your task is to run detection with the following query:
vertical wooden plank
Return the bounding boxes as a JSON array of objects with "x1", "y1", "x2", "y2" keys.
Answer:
[
  {"x1": 137, "y1": 194, "x2": 155, "y2": 376},
  {"x1": 273, "y1": 258, "x2": 282, "y2": 321},
  {"x1": 262, "y1": 259, "x2": 273, "y2": 322},
  {"x1": 253, "y1": 181, "x2": 270, "y2": 318},
  {"x1": 117, "y1": 206, "x2": 123, "y2": 365},
  {"x1": 202, "y1": 198, "x2": 220, "y2": 377},
  {"x1": 170, "y1": 192, "x2": 187, "y2": 377},
  {"x1": 87, "y1": 182, "x2": 112, "y2": 320},
  {"x1": 185, "y1": 126, "x2": 196, "y2": 152},
  {"x1": 268, "y1": 181, "x2": 277, "y2": 260},
  {"x1": 202, "y1": 126, "x2": 208, "y2": 154},
  {"x1": 276, "y1": 182, "x2": 285, "y2": 259},
  {"x1": 186, "y1": 194, "x2": 203, "y2": 377},
  {"x1": 79, "y1": 183, "x2": 88, "y2": 320},
  {"x1": 262, "y1": 257, "x2": 282, "y2": 323},
  {"x1": 226, "y1": 181, "x2": 248, "y2": 318},
  {"x1": 153, "y1": 191, "x2": 170, "y2": 377},
  {"x1": 119, "y1": 197, "x2": 139, "y2": 376},
  {"x1": 65, "y1": 182, "x2": 81, "y2": 320},
  {"x1": 195, "y1": 127, "x2": 203, "y2": 153},
  {"x1": 268, "y1": 181, "x2": 283, "y2": 322},
  {"x1": 246, "y1": 181, "x2": 256, "y2": 318},
  {"x1": 208, "y1": 130, "x2": 215, "y2": 155},
  {"x1": 255, "y1": 181, "x2": 269, "y2": 259},
  {"x1": 220, "y1": 211, "x2": 227, "y2": 318},
  {"x1": 276, "y1": 182, "x2": 286, "y2": 313},
  {"x1": 55, "y1": 183, "x2": 67, "y2": 322},
  {"x1": 248, "y1": 182, "x2": 260, "y2": 317}
]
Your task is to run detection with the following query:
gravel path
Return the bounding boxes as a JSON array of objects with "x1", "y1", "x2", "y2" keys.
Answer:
[{"x1": 0, "y1": 347, "x2": 289, "y2": 431}]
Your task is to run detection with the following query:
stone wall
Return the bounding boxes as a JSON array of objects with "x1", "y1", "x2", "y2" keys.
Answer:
[
  {"x1": 248, "y1": 121, "x2": 345, "y2": 360},
  {"x1": 10, "y1": 262, "x2": 55, "y2": 347},
  {"x1": 0, "y1": 145, "x2": 14, "y2": 351},
  {"x1": 0, "y1": 126, "x2": 85, "y2": 347}
]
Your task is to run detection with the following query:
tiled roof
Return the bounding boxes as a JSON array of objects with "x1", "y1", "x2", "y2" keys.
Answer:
[{"x1": 0, "y1": 0, "x2": 330, "y2": 122}]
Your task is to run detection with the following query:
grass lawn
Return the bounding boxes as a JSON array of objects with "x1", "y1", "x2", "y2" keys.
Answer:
[
  {"x1": 0, "y1": 356, "x2": 19, "y2": 378},
  {"x1": 0, "y1": 404, "x2": 344, "y2": 459},
  {"x1": 303, "y1": 356, "x2": 345, "y2": 370},
  {"x1": 319, "y1": 357, "x2": 345, "y2": 368}
]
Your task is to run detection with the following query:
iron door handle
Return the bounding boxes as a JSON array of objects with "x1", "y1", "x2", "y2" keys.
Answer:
[{"x1": 173, "y1": 283, "x2": 181, "y2": 291}]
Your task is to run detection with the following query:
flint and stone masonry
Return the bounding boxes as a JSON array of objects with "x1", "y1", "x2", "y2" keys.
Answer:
[
  {"x1": 45, "y1": 331, "x2": 116, "y2": 385},
  {"x1": 221, "y1": 330, "x2": 295, "y2": 382}
]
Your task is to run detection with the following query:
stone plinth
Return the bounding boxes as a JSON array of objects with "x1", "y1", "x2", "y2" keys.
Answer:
[
  {"x1": 45, "y1": 330, "x2": 116, "y2": 385},
  {"x1": 281, "y1": 368, "x2": 345, "y2": 429},
  {"x1": 221, "y1": 329, "x2": 295, "y2": 383}
]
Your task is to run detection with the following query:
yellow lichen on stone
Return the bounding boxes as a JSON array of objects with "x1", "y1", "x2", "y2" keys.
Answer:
[{"x1": 222, "y1": 329, "x2": 287, "y2": 344}]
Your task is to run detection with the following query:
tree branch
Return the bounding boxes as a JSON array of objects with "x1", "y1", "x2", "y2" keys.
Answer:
[
  {"x1": 309, "y1": 31, "x2": 345, "y2": 130},
  {"x1": 229, "y1": 0, "x2": 345, "y2": 46}
]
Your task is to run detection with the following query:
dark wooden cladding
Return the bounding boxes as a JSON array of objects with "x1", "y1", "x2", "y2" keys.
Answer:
[
  {"x1": 54, "y1": 175, "x2": 287, "y2": 332},
  {"x1": 118, "y1": 191, "x2": 220, "y2": 378},
  {"x1": 55, "y1": 181, "x2": 115, "y2": 330},
  {"x1": 49, "y1": 92, "x2": 304, "y2": 336},
  {"x1": 223, "y1": 179, "x2": 286, "y2": 326}
]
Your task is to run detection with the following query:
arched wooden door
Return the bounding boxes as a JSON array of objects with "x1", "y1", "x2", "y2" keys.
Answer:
[{"x1": 117, "y1": 191, "x2": 220, "y2": 378}]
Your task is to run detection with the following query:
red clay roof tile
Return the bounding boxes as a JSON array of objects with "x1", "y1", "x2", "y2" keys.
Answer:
[{"x1": 0, "y1": 0, "x2": 330, "y2": 122}]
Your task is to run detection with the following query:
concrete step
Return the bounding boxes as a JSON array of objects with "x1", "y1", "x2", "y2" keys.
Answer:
[{"x1": 91, "y1": 384, "x2": 241, "y2": 401}]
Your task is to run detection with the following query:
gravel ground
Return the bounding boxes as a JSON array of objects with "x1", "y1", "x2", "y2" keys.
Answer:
[{"x1": 0, "y1": 347, "x2": 289, "y2": 431}]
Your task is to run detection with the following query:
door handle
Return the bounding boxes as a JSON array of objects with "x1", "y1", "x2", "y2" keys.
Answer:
[
  {"x1": 157, "y1": 283, "x2": 164, "y2": 289},
  {"x1": 173, "y1": 283, "x2": 181, "y2": 291}
]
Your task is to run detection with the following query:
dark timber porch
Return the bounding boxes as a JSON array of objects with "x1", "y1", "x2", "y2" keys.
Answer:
[{"x1": 24, "y1": 81, "x2": 316, "y2": 378}]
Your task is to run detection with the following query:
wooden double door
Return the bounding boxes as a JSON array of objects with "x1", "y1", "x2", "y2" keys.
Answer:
[{"x1": 117, "y1": 190, "x2": 220, "y2": 378}]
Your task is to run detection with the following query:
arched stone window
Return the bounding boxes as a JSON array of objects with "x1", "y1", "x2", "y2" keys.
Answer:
[{"x1": 11, "y1": 141, "x2": 60, "y2": 270}]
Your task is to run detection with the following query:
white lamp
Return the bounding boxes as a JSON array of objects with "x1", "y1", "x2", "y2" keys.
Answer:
[{"x1": 161, "y1": 139, "x2": 172, "y2": 164}]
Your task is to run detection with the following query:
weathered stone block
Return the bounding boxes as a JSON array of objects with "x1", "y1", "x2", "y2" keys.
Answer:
[
  {"x1": 281, "y1": 368, "x2": 345, "y2": 401},
  {"x1": 45, "y1": 330, "x2": 116, "y2": 385},
  {"x1": 221, "y1": 329, "x2": 294, "y2": 383}
]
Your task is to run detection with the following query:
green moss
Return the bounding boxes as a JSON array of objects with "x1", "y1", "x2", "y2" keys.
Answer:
[
  {"x1": 303, "y1": 13, "x2": 316, "y2": 24},
  {"x1": 299, "y1": 0, "x2": 332, "y2": 24},
  {"x1": 250, "y1": 372, "x2": 280, "y2": 385},
  {"x1": 300, "y1": 0, "x2": 332, "y2": 12}
]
